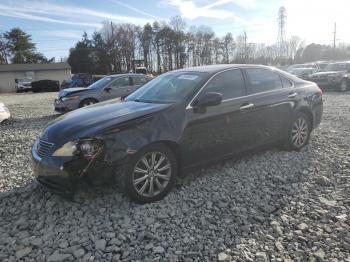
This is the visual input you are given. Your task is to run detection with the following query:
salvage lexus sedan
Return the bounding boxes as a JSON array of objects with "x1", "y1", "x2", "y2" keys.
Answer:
[{"x1": 32, "y1": 65, "x2": 323, "y2": 203}]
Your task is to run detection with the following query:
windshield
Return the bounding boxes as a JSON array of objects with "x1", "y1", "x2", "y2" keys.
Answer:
[
  {"x1": 88, "y1": 76, "x2": 115, "y2": 89},
  {"x1": 125, "y1": 71, "x2": 208, "y2": 104}
]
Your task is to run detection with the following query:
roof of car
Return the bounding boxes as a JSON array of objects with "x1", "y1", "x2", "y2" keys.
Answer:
[
  {"x1": 108, "y1": 73, "x2": 149, "y2": 77},
  {"x1": 332, "y1": 61, "x2": 350, "y2": 64},
  {"x1": 176, "y1": 64, "x2": 273, "y2": 74}
]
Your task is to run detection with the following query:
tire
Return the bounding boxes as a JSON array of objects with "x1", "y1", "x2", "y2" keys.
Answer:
[
  {"x1": 339, "y1": 79, "x2": 349, "y2": 92},
  {"x1": 284, "y1": 112, "x2": 311, "y2": 151},
  {"x1": 122, "y1": 143, "x2": 177, "y2": 203},
  {"x1": 79, "y1": 98, "x2": 97, "y2": 108}
]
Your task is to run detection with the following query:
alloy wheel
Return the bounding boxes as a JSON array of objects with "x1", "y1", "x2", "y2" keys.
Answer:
[
  {"x1": 132, "y1": 152, "x2": 172, "y2": 198},
  {"x1": 291, "y1": 117, "x2": 309, "y2": 148},
  {"x1": 83, "y1": 101, "x2": 95, "y2": 107}
]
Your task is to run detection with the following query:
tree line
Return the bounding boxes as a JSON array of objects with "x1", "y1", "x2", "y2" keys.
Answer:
[
  {"x1": 0, "y1": 28, "x2": 53, "y2": 64},
  {"x1": 68, "y1": 16, "x2": 350, "y2": 75},
  {"x1": 1, "y1": 20, "x2": 350, "y2": 72}
]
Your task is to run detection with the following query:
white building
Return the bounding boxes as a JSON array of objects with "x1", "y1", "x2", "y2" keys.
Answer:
[{"x1": 0, "y1": 63, "x2": 71, "y2": 93}]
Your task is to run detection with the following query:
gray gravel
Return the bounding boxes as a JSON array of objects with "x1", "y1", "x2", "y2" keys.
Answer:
[{"x1": 0, "y1": 91, "x2": 349, "y2": 261}]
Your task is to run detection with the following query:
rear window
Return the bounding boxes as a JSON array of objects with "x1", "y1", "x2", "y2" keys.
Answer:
[
  {"x1": 245, "y1": 68, "x2": 283, "y2": 94},
  {"x1": 280, "y1": 76, "x2": 293, "y2": 88}
]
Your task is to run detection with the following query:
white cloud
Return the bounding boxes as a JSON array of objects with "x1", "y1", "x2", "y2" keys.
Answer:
[
  {"x1": 282, "y1": 0, "x2": 350, "y2": 44},
  {"x1": 164, "y1": 0, "x2": 234, "y2": 19},
  {"x1": 0, "y1": 10, "x2": 102, "y2": 28},
  {"x1": 0, "y1": 1, "x2": 154, "y2": 28},
  {"x1": 107, "y1": 0, "x2": 161, "y2": 19},
  {"x1": 37, "y1": 30, "x2": 84, "y2": 39},
  {"x1": 163, "y1": 0, "x2": 254, "y2": 22}
]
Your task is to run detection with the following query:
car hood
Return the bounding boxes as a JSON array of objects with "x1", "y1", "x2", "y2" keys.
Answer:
[
  {"x1": 311, "y1": 71, "x2": 342, "y2": 77},
  {"x1": 59, "y1": 87, "x2": 89, "y2": 97},
  {"x1": 41, "y1": 99, "x2": 171, "y2": 143}
]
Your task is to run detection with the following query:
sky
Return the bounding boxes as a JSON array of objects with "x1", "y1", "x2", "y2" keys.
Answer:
[{"x1": 0, "y1": 0, "x2": 349, "y2": 61}]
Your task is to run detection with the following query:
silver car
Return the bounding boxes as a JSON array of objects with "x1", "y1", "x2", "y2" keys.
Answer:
[{"x1": 54, "y1": 74, "x2": 151, "y2": 113}]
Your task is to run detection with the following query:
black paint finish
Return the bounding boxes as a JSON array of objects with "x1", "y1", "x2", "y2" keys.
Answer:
[{"x1": 31, "y1": 65, "x2": 323, "y2": 196}]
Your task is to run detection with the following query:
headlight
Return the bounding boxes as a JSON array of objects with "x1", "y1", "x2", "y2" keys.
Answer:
[
  {"x1": 52, "y1": 141, "x2": 78, "y2": 156},
  {"x1": 78, "y1": 139, "x2": 102, "y2": 158},
  {"x1": 52, "y1": 139, "x2": 103, "y2": 157},
  {"x1": 61, "y1": 95, "x2": 80, "y2": 101}
]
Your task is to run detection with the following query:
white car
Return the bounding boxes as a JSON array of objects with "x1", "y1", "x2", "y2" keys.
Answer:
[{"x1": 0, "y1": 102, "x2": 10, "y2": 123}]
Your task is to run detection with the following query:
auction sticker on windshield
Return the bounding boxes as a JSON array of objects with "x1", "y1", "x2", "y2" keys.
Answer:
[{"x1": 177, "y1": 75, "x2": 199, "y2": 80}]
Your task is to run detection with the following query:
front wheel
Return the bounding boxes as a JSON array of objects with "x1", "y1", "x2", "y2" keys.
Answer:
[
  {"x1": 79, "y1": 98, "x2": 97, "y2": 108},
  {"x1": 123, "y1": 143, "x2": 177, "y2": 203},
  {"x1": 284, "y1": 112, "x2": 311, "y2": 151}
]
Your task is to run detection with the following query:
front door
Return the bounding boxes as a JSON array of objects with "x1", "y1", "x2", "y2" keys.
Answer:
[
  {"x1": 101, "y1": 76, "x2": 132, "y2": 101},
  {"x1": 180, "y1": 69, "x2": 255, "y2": 168}
]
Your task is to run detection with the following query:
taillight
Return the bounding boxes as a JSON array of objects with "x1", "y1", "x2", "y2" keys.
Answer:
[{"x1": 316, "y1": 85, "x2": 323, "y2": 96}]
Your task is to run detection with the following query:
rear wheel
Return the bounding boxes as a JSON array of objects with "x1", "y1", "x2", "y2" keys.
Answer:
[
  {"x1": 284, "y1": 112, "x2": 311, "y2": 151},
  {"x1": 122, "y1": 143, "x2": 177, "y2": 203},
  {"x1": 79, "y1": 98, "x2": 97, "y2": 108},
  {"x1": 339, "y1": 79, "x2": 349, "y2": 92}
]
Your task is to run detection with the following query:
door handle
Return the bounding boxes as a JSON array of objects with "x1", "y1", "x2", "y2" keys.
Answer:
[
  {"x1": 288, "y1": 92, "x2": 298, "y2": 98},
  {"x1": 240, "y1": 103, "x2": 254, "y2": 110}
]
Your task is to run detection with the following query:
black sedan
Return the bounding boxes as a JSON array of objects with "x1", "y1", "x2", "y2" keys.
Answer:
[{"x1": 32, "y1": 65, "x2": 323, "y2": 203}]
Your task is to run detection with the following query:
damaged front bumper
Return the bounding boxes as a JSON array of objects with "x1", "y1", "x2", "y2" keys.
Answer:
[{"x1": 32, "y1": 146, "x2": 80, "y2": 198}]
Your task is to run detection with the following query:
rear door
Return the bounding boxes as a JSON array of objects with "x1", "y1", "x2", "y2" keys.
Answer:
[
  {"x1": 242, "y1": 68, "x2": 296, "y2": 145},
  {"x1": 101, "y1": 76, "x2": 132, "y2": 101}
]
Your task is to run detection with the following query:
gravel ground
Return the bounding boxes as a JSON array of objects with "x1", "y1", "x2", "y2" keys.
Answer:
[{"x1": 0, "y1": 91, "x2": 349, "y2": 262}]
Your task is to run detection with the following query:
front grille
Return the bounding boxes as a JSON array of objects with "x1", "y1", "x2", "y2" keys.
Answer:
[{"x1": 36, "y1": 139, "x2": 54, "y2": 158}]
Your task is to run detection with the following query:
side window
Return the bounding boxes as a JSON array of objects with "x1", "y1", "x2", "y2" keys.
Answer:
[
  {"x1": 280, "y1": 76, "x2": 293, "y2": 88},
  {"x1": 133, "y1": 77, "x2": 149, "y2": 85},
  {"x1": 245, "y1": 68, "x2": 283, "y2": 94},
  {"x1": 110, "y1": 77, "x2": 130, "y2": 88},
  {"x1": 203, "y1": 69, "x2": 245, "y2": 100}
]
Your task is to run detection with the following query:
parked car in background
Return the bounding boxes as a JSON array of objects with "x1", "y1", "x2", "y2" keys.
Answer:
[
  {"x1": 288, "y1": 68, "x2": 318, "y2": 80},
  {"x1": 309, "y1": 61, "x2": 350, "y2": 91},
  {"x1": 315, "y1": 61, "x2": 329, "y2": 71},
  {"x1": 54, "y1": 73, "x2": 151, "y2": 112},
  {"x1": 60, "y1": 73, "x2": 94, "y2": 89},
  {"x1": 15, "y1": 77, "x2": 33, "y2": 93},
  {"x1": 33, "y1": 65, "x2": 323, "y2": 203},
  {"x1": 0, "y1": 102, "x2": 10, "y2": 123},
  {"x1": 32, "y1": 80, "x2": 60, "y2": 93},
  {"x1": 287, "y1": 63, "x2": 318, "y2": 72}
]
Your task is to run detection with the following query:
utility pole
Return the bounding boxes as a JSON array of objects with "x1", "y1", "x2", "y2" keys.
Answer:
[
  {"x1": 333, "y1": 22, "x2": 337, "y2": 49},
  {"x1": 243, "y1": 31, "x2": 247, "y2": 63},
  {"x1": 332, "y1": 22, "x2": 338, "y2": 60}
]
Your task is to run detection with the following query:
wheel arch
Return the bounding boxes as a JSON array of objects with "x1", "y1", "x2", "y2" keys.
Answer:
[
  {"x1": 79, "y1": 97, "x2": 99, "y2": 107},
  {"x1": 295, "y1": 107, "x2": 314, "y2": 130}
]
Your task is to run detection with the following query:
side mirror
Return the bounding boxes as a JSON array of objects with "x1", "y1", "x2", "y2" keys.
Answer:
[
  {"x1": 104, "y1": 87, "x2": 111, "y2": 92},
  {"x1": 192, "y1": 92, "x2": 222, "y2": 108}
]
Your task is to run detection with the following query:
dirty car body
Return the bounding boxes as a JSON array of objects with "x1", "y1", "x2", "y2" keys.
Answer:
[{"x1": 32, "y1": 65, "x2": 323, "y2": 202}]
